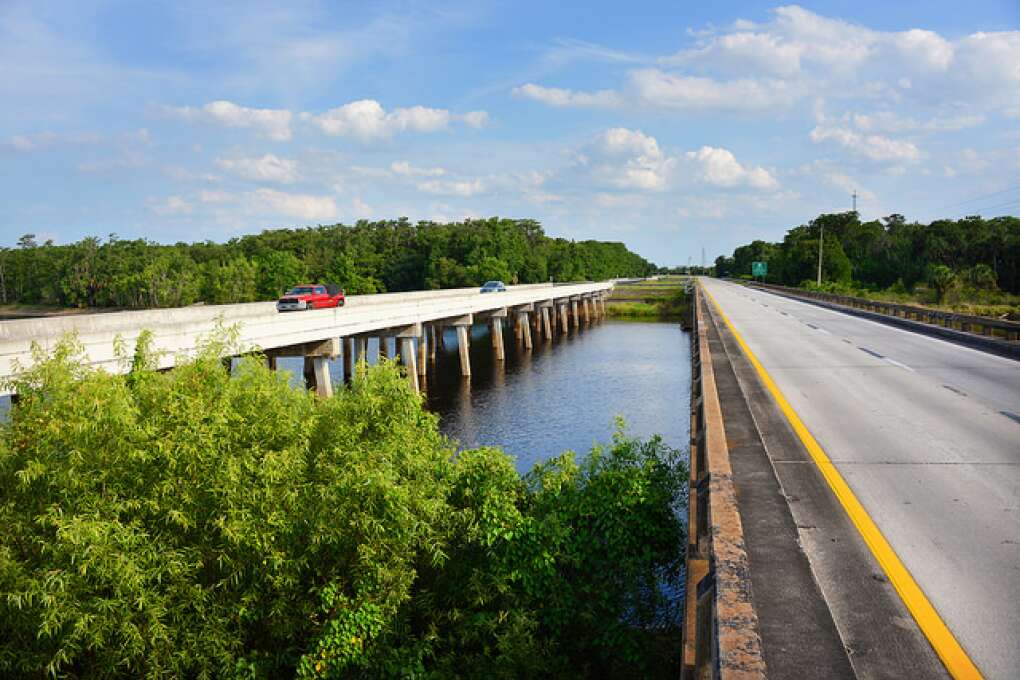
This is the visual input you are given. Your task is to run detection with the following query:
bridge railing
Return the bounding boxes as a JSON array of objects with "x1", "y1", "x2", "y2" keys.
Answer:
[
  {"x1": 682, "y1": 284, "x2": 766, "y2": 679},
  {"x1": 744, "y1": 282, "x2": 1020, "y2": 342}
]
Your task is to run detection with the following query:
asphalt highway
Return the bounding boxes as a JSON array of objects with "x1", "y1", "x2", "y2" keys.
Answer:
[{"x1": 701, "y1": 278, "x2": 1020, "y2": 680}]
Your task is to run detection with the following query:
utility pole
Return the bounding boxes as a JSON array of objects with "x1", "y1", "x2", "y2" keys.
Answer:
[
  {"x1": 817, "y1": 220, "x2": 824, "y2": 286},
  {"x1": 852, "y1": 190, "x2": 858, "y2": 213}
]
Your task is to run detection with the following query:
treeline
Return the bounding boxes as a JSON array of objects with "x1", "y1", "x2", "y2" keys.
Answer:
[
  {"x1": 714, "y1": 213, "x2": 1020, "y2": 294},
  {"x1": 0, "y1": 218, "x2": 655, "y2": 309},
  {"x1": 1, "y1": 338, "x2": 686, "y2": 677}
]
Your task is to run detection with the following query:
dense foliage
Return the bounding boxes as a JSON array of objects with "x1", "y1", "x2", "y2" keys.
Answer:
[
  {"x1": 714, "y1": 212, "x2": 1020, "y2": 295},
  {"x1": 0, "y1": 337, "x2": 686, "y2": 678},
  {"x1": 0, "y1": 219, "x2": 654, "y2": 309}
]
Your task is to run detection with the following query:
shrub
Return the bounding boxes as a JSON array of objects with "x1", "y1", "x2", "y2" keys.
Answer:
[{"x1": 0, "y1": 337, "x2": 687, "y2": 678}]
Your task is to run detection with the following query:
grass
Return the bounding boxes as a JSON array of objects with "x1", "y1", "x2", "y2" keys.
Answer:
[
  {"x1": 607, "y1": 277, "x2": 692, "y2": 325},
  {"x1": 797, "y1": 282, "x2": 1020, "y2": 321}
]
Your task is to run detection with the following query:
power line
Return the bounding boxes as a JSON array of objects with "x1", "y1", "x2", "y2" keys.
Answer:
[{"x1": 937, "y1": 181, "x2": 1020, "y2": 212}]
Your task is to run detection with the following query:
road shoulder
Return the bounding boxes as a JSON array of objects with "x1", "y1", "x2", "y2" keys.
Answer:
[{"x1": 703, "y1": 291, "x2": 949, "y2": 680}]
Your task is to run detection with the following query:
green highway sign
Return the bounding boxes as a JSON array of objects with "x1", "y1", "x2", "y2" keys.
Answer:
[{"x1": 752, "y1": 261, "x2": 768, "y2": 277}]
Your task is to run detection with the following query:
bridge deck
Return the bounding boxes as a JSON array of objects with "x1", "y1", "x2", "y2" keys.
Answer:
[
  {"x1": 0, "y1": 282, "x2": 612, "y2": 396},
  {"x1": 701, "y1": 277, "x2": 1019, "y2": 679}
]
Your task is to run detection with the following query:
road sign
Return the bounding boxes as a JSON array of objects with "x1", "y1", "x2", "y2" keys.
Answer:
[{"x1": 752, "y1": 261, "x2": 767, "y2": 277}]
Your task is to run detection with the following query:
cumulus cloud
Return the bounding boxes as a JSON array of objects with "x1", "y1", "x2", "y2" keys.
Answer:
[
  {"x1": 304, "y1": 99, "x2": 484, "y2": 142},
  {"x1": 684, "y1": 146, "x2": 778, "y2": 189},
  {"x1": 520, "y1": 6, "x2": 1020, "y2": 116},
  {"x1": 578, "y1": 128, "x2": 676, "y2": 191},
  {"x1": 512, "y1": 83, "x2": 621, "y2": 108},
  {"x1": 167, "y1": 100, "x2": 294, "y2": 141},
  {"x1": 215, "y1": 154, "x2": 299, "y2": 183}
]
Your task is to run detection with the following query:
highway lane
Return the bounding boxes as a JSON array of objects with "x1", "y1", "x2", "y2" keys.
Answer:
[{"x1": 701, "y1": 277, "x2": 1020, "y2": 680}]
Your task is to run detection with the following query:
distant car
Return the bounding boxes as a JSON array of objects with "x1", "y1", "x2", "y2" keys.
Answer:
[
  {"x1": 480, "y1": 280, "x2": 507, "y2": 293},
  {"x1": 276, "y1": 284, "x2": 346, "y2": 312}
]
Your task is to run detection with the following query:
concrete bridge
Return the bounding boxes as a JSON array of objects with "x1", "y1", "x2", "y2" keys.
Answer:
[
  {"x1": 0, "y1": 282, "x2": 612, "y2": 398},
  {"x1": 684, "y1": 277, "x2": 1019, "y2": 680}
]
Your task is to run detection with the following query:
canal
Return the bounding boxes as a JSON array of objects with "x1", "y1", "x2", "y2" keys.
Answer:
[
  {"x1": 423, "y1": 319, "x2": 691, "y2": 472},
  {"x1": 1, "y1": 320, "x2": 692, "y2": 466}
]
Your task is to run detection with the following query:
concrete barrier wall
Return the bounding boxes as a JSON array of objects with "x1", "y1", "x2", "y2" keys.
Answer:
[
  {"x1": 0, "y1": 281, "x2": 609, "y2": 396},
  {"x1": 682, "y1": 283, "x2": 766, "y2": 679}
]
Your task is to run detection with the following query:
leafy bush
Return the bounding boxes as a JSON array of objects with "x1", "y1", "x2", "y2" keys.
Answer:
[{"x1": 1, "y1": 337, "x2": 686, "y2": 678}]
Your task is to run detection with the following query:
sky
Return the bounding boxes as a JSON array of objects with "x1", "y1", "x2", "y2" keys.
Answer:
[{"x1": 2, "y1": 1, "x2": 1019, "y2": 267}]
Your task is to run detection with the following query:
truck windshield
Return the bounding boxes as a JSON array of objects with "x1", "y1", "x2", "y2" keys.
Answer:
[{"x1": 286, "y1": 287, "x2": 316, "y2": 295}]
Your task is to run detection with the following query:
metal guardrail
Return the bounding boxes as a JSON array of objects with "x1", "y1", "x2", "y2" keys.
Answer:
[
  {"x1": 744, "y1": 282, "x2": 1020, "y2": 342},
  {"x1": 682, "y1": 285, "x2": 766, "y2": 680}
]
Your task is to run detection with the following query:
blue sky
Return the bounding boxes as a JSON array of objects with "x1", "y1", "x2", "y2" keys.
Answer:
[{"x1": 3, "y1": 1, "x2": 1019, "y2": 266}]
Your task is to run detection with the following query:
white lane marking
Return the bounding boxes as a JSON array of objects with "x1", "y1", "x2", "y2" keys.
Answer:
[
  {"x1": 814, "y1": 327, "x2": 832, "y2": 335},
  {"x1": 884, "y1": 357, "x2": 915, "y2": 372}
]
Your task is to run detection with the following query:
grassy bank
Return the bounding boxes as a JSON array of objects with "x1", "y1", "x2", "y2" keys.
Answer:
[{"x1": 608, "y1": 277, "x2": 692, "y2": 325}]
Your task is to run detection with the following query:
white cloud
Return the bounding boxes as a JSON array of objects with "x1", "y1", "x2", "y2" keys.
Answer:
[
  {"x1": 629, "y1": 69, "x2": 791, "y2": 112},
  {"x1": 252, "y1": 188, "x2": 337, "y2": 220},
  {"x1": 810, "y1": 124, "x2": 921, "y2": 163},
  {"x1": 390, "y1": 160, "x2": 446, "y2": 177},
  {"x1": 304, "y1": 99, "x2": 483, "y2": 142},
  {"x1": 512, "y1": 83, "x2": 621, "y2": 108},
  {"x1": 580, "y1": 128, "x2": 676, "y2": 191},
  {"x1": 459, "y1": 111, "x2": 490, "y2": 128},
  {"x1": 417, "y1": 178, "x2": 485, "y2": 196},
  {"x1": 523, "y1": 7, "x2": 1020, "y2": 116},
  {"x1": 684, "y1": 146, "x2": 778, "y2": 189},
  {"x1": 215, "y1": 154, "x2": 299, "y2": 183},
  {"x1": 167, "y1": 100, "x2": 293, "y2": 141}
]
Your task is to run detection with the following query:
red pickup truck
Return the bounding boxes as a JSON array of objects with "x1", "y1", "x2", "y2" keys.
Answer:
[{"x1": 276, "y1": 284, "x2": 346, "y2": 312}]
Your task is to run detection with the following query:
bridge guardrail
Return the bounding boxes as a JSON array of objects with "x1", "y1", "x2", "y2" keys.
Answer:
[
  {"x1": 742, "y1": 282, "x2": 1020, "y2": 342},
  {"x1": 682, "y1": 284, "x2": 766, "y2": 680}
]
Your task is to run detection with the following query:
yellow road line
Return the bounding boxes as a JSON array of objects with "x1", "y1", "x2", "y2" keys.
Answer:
[{"x1": 702, "y1": 283, "x2": 982, "y2": 680}]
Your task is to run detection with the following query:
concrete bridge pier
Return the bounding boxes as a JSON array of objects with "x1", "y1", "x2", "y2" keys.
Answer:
[
  {"x1": 516, "y1": 311, "x2": 533, "y2": 350},
  {"x1": 486, "y1": 308, "x2": 507, "y2": 361},
  {"x1": 378, "y1": 336, "x2": 389, "y2": 361},
  {"x1": 428, "y1": 324, "x2": 438, "y2": 363},
  {"x1": 570, "y1": 298, "x2": 580, "y2": 330},
  {"x1": 416, "y1": 332, "x2": 427, "y2": 379},
  {"x1": 343, "y1": 337, "x2": 354, "y2": 382},
  {"x1": 392, "y1": 323, "x2": 422, "y2": 393},
  {"x1": 442, "y1": 314, "x2": 474, "y2": 377},
  {"x1": 540, "y1": 303, "x2": 553, "y2": 339}
]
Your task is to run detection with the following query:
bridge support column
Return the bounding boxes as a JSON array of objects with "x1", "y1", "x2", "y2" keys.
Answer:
[
  {"x1": 542, "y1": 305, "x2": 553, "y2": 338},
  {"x1": 266, "y1": 355, "x2": 277, "y2": 371},
  {"x1": 570, "y1": 299, "x2": 579, "y2": 330},
  {"x1": 429, "y1": 324, "x2": 438, "y2": 362},
  {"x1": 517, "y1": 312, "x2": 533, "y2": 350},
  {"x1": 400, "y1": 337, "x2": 418, "y2": 392},
  {"x1": 439, "y1": 314, "x2": 473, "y2": 377},
  {"x1": 417, "y1": 333, "x2": 427, "y2": 378},
  {"x1": 490, "y1": 317, "x2": 505, "y2": 361},
  {"x1": 558, "y1": 303, "x2": 569, "y2": 334},
  {"x1": 343, "y1": 338, "x2": 354, "y2": 382},
  {"x1": 378, "y1": 336, "x2": 389, "y2": 361},
  {"x1": 457, "y1": 326, "x2": 471, "y2": 377}
]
